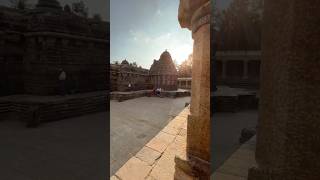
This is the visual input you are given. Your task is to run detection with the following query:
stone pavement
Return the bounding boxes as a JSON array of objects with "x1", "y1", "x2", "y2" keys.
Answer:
[
  {"x1": 212, "y1": 111, "x2": 257, "y2": 171},
  {"x1": 111, "y1": 106, "x2": 190, "y2": 180},
  {"x1": 212, "y1": 136, "x2": 256, "y2": 180},
  {"x1": 0, "y1": 112, "x2": 108, "y2": 180},
  {"x1": 110, "y1": 97, "x2": 190, "y2": 175}
]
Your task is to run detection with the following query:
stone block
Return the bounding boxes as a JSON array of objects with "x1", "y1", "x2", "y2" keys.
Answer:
[
  {"x1": 115, "y1": 157, "x2": 152, "y2": 180},
  {"x1": 212, "y1": 172, "x2": 246, "y2": 180},
  {"x1": 136, "y1": 146, "x2": 162, "y2": 166},
  {"x1": 146, "y1": 132, "x2": 175, "y2": 153},
  {"x1": 162, "y1": 125, "x2": 180, "y2": 135}
]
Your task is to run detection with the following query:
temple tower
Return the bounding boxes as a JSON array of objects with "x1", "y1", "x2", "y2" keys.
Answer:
[{"x1": 150, "y1": 50, "x2": 178, "y2": 90}]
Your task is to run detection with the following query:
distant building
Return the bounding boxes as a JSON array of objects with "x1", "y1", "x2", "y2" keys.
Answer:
[
  {"x1": 0, "y1": 0, "x2": 109, "y2": 96},
  {"x1": 150, "y1": 50, "x2": 178, "y2": 91},
  {"x1": 215, "y1": 51, "x2": 261, "y2": 89},
  {"x1": 177, "y1": 77, "x2": 192, "y2": 89},
  {"x1": 111, "y1": 50, "x2": 179, "y2": 92},
  {"x1": 110, "y1": 60, "x2": 151, "y2": 92}
]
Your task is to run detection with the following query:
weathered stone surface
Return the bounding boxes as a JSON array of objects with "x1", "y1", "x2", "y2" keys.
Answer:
[
  {"x1": 175, "y1": 0, "x2": 211, "y2": 179},
  {"x1": 110, "y1": 175, "x2": 120, "y2": 180},
  {"x1": 248, "y1": 1, "x2": 320, "y2": 179},
  {"x1": 115, "y1": 157, "x2": 152, "y2": 180},
  {"x1": 150, "y1": 50, "x2": 178, "y2": 91},
  {"x1": 110, "y1": 61, "x2": 151, "y2": 92},
  {"x1": 213, "y1": 172, "x2": 246, "y2": 180},
  {"x1": 136, "y1": 146, "x2": 162, "y2": 166},
  {"x1": 0, "y1": 0, "x2": 108, "y2": 96},
  {"x1": 146, "y1": 132, "x2": 175, "y2": 153}
]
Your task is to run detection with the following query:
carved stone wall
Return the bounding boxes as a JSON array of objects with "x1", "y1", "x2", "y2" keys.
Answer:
[
  {"x1": 110, "y1": 63, "x2": 151, "y2": 92},
  {"x1": 0, "y1": 2, "x2": 109, "y2": 96}
]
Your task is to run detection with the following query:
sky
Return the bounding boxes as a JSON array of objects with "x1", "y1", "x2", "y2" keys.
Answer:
[
  {"x1": 110, "y1": 0, "x2": 193, "y2": 69},
  {"x1": 0, "y1": 0, "x2": 109, "y2": 21}
]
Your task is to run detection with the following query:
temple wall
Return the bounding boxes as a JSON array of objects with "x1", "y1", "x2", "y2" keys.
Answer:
[
  {"x1": 0, "y1": 32, "x2": 24, "y2": 96},
  {"x1": 0, "y1": 6, "x2": 109, "y2": 96},
  {"x1": 23, "y1": 34, "x2": 108, "y2": 95},
  {"x1": 110, "y1": 65, "x2": 151, "y2": 92}
]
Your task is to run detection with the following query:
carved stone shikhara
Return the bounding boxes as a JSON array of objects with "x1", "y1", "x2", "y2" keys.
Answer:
[{"x1": 175, "y1": 0, "x2": 211, "y2": 179}]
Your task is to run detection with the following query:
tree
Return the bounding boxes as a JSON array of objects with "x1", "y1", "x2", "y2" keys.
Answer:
[
  {"x1": 9, "y1": 0, "x2": 29, "y2": 10},
  {"x1": 64, "y1": 4, "x2": 72, "y2": 13},
  {"x1": 72, "y1": 1, "x2": 89, "y2": 18},
  {"x1": 177, "y1": 54, "x2": 192, "y2": 78},
  {"x1": 93, "y1": 13, "x2": 102, "y2": 21},
  {"x1": 132, "y1": 62, "x2": 137, "y2": 67},
  {"x1": 215, "y1": 0, "x2": 263, "y2": 50}
]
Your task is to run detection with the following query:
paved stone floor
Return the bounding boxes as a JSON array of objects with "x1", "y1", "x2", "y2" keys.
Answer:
[
  {"x1": 212, "y1": 111, "x2": 258, "y2": 171},
  {"x1": 212, "y1": 136, "x2": 256, "y2": 180},
  {"x1": 112, "y1": 107, "x2": 190, "y2": 180},
  {"x1": 110, "y1": 97, "x2": 190, "y2": 175},
  {"x1": 0, "y1": 112, "x2": 108, "y2": 180}
]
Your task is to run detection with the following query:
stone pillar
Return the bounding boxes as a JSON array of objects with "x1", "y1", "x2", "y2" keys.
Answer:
[
  {"x1": 175, "y1": 0, "x2": 211, "y2": 179},
  {"x1": 243, "y1": 60, "x2": 248, "y2": 79},
  {"x1": 222, "y1": 60, "x2": 227, "y2": 79},
  {"x1": 248, "y1": 1, "x2": 320, "y2": 180}
]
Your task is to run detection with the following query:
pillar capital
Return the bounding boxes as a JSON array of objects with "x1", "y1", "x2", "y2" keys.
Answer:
[{"x1": 178, "y1": 0, "x2": 210, "y2": 34}]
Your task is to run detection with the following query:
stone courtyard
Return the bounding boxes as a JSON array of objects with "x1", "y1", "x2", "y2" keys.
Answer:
[
  {"x1": 110, "y1": 96, "x2": 191, "y2": 175},
  {"x1": 0, "y1": 112, "x2": 108, "y2": 180}
]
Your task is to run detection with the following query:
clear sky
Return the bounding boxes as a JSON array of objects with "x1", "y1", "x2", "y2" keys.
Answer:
[
  {"x1": 0, "y1": 0, "x2": 109, "y2": 21},
  {"x1": 110, "y1": 0, "x2": 193, "y2": 69}
]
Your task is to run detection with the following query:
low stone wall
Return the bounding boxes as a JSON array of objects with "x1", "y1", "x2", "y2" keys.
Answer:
[
  {"x1": 112, "y1": 106, "x2": 190, "y2": 180},
  {"x1": 212, "y1": 87, "x2": 259, "y2": 113},
  {"x1": 110, "y1": 90, "x2": 152, "y2": 102},
  {"x1": 0, "y1": 91, "x2": 108, "y2": 125},
  {"x1": 111, "y1": 90, "x2": 191, "y2": 102}
]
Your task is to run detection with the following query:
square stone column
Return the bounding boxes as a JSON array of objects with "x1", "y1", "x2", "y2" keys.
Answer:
[
  {"x1": 222, "y1": 60, "x2": 227, "y2": 79},
  {"x1": 175, "y1": 0, "x2": 211, "y2": 179},
  {"x1": 248, "y1": 1, "x2": 320, "y2": 180},
  {"x1": 243, "y1": 60, "x2": 248, "y2": 79}
]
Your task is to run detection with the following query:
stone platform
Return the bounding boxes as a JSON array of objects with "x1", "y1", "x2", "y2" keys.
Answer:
[
  {"x1": 111, "y1": 106, "x2": 190, "y2": 180},
  {"x1": 212, "y1": 136, "x2": 256, "y2": 180},
  {"x1": 0, "y1": 91, "x2": 108, "y2": 124},
  {"x1": 111, "y1": 89, "x2": 191, "y2": 102},
  {"x1": 212, "y1": 86, "x2": 259, "y2": 113}
]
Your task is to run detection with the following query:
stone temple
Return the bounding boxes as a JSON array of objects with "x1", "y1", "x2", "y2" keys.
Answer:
[
  {"x1": 150, "y1": 50, "x2": 178, "y2": 90},
  {"x1": 110, "y1": 60, "x2": 151, "y2": 92},
  {"x1": 0, "y1": 0, "x2": 109, "y2": 96},
  {"x1": 111, "y1": 50, "x2": 178, "y2": 92}
]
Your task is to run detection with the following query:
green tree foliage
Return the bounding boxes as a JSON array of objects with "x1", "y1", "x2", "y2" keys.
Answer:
[
  {"x1": 64, "y1": 4, "x2": 72, "y2": 13},
  {"x1": 93, "y1": 13, "x2": 102, "y2": 21},
  {"x1": 215, "y1": 0, "x2": 264, "y2": 50},
  {"x1": 9, "y1": 0, "x2": 30, "y2": 10},
  {"x1": 71, "y1": 0, "x2": 89, "y2": 18},
  {"x1": 178, "y1": 54, "x2": 192, "y2": 78}
]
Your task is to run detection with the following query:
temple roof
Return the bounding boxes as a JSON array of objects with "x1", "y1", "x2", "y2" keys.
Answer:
[
  {"x1": 121, "y1": 59, "x2": 129, "y2": 65},
  {"x1": 150, "y1": 50, "x2": 177, "y2": 75},
  {"x1": 36, "y1": 0, "x2": 62, "y2": 11}
]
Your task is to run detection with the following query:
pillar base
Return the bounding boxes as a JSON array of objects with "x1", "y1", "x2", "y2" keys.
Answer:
[{"x1": 174, "y1": 154, "x2": 210, "y2": 180}]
